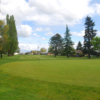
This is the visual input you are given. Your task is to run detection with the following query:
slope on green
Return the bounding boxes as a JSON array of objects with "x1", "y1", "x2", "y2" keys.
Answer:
[{"x1": 1, "y1": 60, "x2": 100, "y2": 87}]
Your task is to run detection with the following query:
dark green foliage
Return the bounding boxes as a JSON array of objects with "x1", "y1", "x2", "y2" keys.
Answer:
[
  {"x1": 48, "y1": 46, "x2": 54, "y2": 53},
  {"x1": 76, "y1": 41, "x2": 83, "y2": 50},
  {"x1": 61, "y1": 46, "x2": 75, "y2": 56},
  {"x1": 64, "y1": 25, "x2": 74, "y2": 58},
  {"x1": 49, "y1": 33, "x2": 63, "y2": 57},
  {"x1": 6, "y1": 14, "x2": 18, "y2": 56},
  {"x1": 84, "y1": 16, "x2": 97, "y2": 59}
]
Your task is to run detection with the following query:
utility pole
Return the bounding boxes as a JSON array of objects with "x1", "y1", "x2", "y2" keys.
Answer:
[{"x1": 37, "y1": 46, "x2": 40, "y2": 62}]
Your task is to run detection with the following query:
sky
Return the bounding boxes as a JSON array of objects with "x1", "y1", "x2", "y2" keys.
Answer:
[{"x1": 0, "y1": 0, "x2": 100, "y2": 53}]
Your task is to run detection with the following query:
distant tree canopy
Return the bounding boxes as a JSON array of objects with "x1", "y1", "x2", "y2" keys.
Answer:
[
  {"x1": 49, "y1": 33, "x2": 63, "y2": 57},
  {"x1": 84, "y1": 16, "x2": 97, "y2": 59},
  {"x1": 40, "y1": 47, "x2": 46, "y2": 52},
  {"x1": 31, "y1": 50, "x2": 37, "y2": 54}
]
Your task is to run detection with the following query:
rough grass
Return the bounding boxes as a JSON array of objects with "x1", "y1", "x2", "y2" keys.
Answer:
[{"x1": 0, "y1": 55, "x2": 100, "y2": 100}]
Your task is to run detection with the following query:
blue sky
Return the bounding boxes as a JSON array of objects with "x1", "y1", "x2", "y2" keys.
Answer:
[{"x1": 0, "y1": 0, "x2": 100, "y2": 52}]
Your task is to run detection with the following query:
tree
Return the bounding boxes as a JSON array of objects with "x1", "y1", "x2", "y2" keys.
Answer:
[
  {"x1": 15, "y1": 47, "x2": 20, "y2": 53},
  {"x1": 91, "y1": 36, "x2": 100, "y2": 55},
  {"x1": 84, "y1": 16, "x2": 97, "y2": 59},
  {"x1": 76, "y1": 41, "x2": 82, "y2": 50},
  {"x1": 64, "y1": 25, "x2": 74, "y2": 58},
  {"x1": 40, "y1": 47, "x2": 46, "y2": 52},
  {"x1": 0, "y1": 20, "x2": 9, "y2": 58},
  {"x1": 6, "y1": 14, "x2": 18, "y2": 56},
  {"x1": 31, "y1": 50, "x2": 38, "y2": 55},
  {"x1": 49, "y1": 33, "x2": 63, "y2": 57},
  {"x1": 48, "y1": 46, "x2": 54, "y2": 53}
]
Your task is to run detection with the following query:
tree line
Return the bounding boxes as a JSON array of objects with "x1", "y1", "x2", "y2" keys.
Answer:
[
  {"x1": 0, "y1": 14, "x2": 19, "y2": 58},
  {"x1": 49, "y1": 16, "x2": 99, "y2": 59}
]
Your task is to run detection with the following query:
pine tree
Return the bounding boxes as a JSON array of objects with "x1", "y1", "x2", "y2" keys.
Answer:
[
  {"x1": 76, "y1": 41, "x2": 82, "y2": 50},
  {"x1": 64, "y1": 25, "x2": 74, "y2": 58},
  {"x1": 84, "y1": 16, "x2": 97, "y2": 59}
]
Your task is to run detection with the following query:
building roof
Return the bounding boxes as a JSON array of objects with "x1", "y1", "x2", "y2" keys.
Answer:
[{"x1": 75, "y1": 50, "x2": 82, "y2": 53}]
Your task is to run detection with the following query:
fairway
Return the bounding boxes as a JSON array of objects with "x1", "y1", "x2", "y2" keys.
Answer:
[{"x1": 0, "y1": 55, "x2": 100, "y2": 100}]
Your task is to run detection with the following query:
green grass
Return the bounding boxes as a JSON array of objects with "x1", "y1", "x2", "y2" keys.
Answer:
[{"x1": 0, "y1": 55, "x2": 100, "y2": 100}]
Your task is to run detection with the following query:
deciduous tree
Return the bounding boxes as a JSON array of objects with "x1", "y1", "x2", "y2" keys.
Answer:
[
  {"x1": 40, "y1": 47, "x2": 46, "y2": 52},
  {"x1": 0, "y1": 20, "x2": 9, "y2": 58},
  {"x1": 49, "y1": 33, "x2": 63, "y2": 57},
  {"x1": 91, "y1": 36, "x2": 100, "y2": 54}
]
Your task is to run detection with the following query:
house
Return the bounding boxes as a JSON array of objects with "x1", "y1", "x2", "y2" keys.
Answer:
[
  {"x1": 25, "y1": 52, "x2": 33, "y2": 55},
  {"x1": 40, "y1": 52, "x2": 47, "y2": 55},
  {"x1": 20, "y1": 53, "x2": 25, "y2": 55},
  {"x1": 75, "y1": 50, "x2": 83, "y2": 57},
  {"x1": 14, "y1": 52, "x2": 19, "y2": 55},
  {"x1": 47, "y1": 52, "x2": 54, "y2": 55}
]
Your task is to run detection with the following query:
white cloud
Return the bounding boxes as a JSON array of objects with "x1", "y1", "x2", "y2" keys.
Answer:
[
  {"x1": 71, "y1": 30, "x2": 85, "y2": 37},
  {"x1": 1, "y1": 0, "x2": 30, "y2": 25},
  {"x1": 95, "y1": 4, "x2": 100, "y2": 14},
  {"x1": 0, "y1": 0, "x2": 97, "y2": 26},
  {"x1": 19, "y1": 43, "x2": 37, "y2": 52},
  {"x1": 19, "y1": 42, "x2": 49, "y2": 52},
  {"x1": 42, "y1": 37, "x2": 46, "y2": 40},
  {"x1": 35, "y1": 27, "x2": 50, "y2": 32},
  {"x1": 97, "y1": 31, "x2": 100, "y2": 36},
  {"x1": 33, "y1": 33, "x2": 40, "y2": 37},
  {"x1": 73, "y1": 42, "x2": 78, "y2": 49},
  {"x1": 45, "y1": 32, "x2": 54, "y2": 36},
  {"x1": 17, "y1": 25, "x2": 32, "y2": 37},
  {"x1": 35, "y1": 27, "x2": 43, "y2": 32},
  {"x1": 28, "y1": 0, "x2": 95, "y2": 25}
]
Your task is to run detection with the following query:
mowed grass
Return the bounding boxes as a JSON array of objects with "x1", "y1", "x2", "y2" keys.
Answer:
[{"x1": 0, "y1": 55, "x2": 100, "y2": 100}]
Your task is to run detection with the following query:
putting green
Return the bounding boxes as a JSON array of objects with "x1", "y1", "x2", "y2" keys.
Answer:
[{"x1": 1, "y1": 60, "x2": 100, "y2": 87}]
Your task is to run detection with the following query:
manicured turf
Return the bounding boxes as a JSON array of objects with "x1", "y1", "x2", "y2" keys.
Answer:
[{"x1": 0, "y1": 55, "x2": 100, "y2": 100}]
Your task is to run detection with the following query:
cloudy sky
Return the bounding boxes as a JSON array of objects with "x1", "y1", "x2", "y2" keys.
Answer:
[{"x1": 0, "y1": 0, "x2": 100, "y2": 52}]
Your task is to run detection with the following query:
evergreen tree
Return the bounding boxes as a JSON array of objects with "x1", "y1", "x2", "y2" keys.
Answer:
[
  {"x1": 76, "y1": 41, "x2": 82, "y2": 50},
  {"x1": 84, "y1": 16, "x2": 97, "y2": 59},
  {"x1": 49, "y1": 33, "x2": 63, "y2": 57},
  {"x1": 6, "y1": 14, "x2": 18, "y2": 56},
  {"x1": 64, "y1": 25, "x2": 74, "y2": 58}
]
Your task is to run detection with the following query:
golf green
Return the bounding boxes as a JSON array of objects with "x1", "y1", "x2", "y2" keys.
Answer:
[{"x1": 1, "y1": 59, "x2": 100, "y2": 87}]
